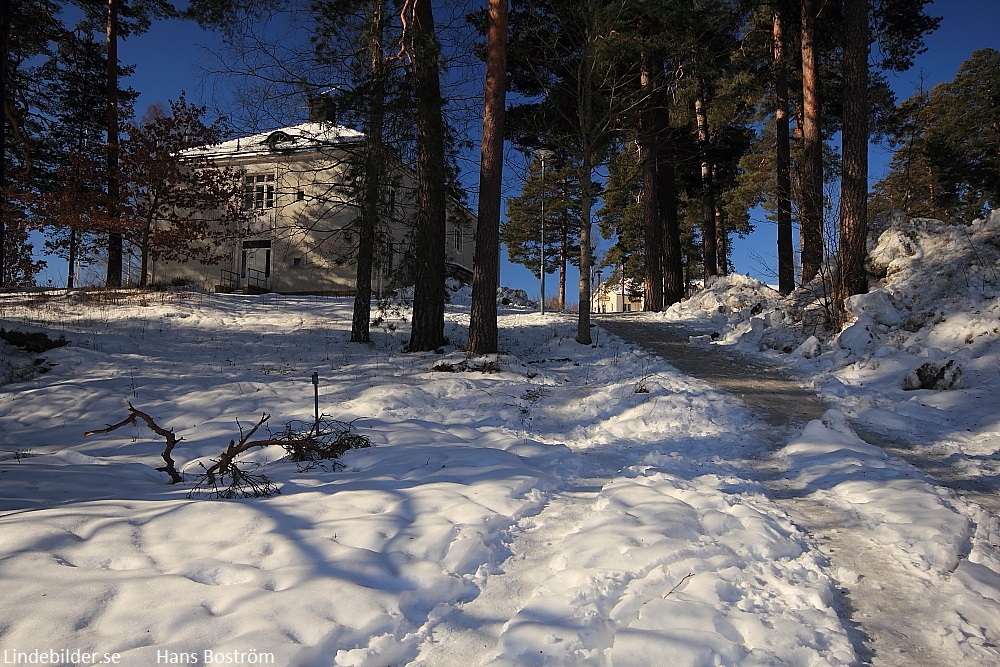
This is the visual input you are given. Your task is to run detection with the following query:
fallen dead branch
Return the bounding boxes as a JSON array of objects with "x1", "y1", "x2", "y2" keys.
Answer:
[
  {"x1": 85, "y1": 405, "x2": 372, "y2": 499},
  {"x1": 189, "y1": 415, "x2": 373, "y2": 499},
  {"x1": 84, "y1": 401, "x2": 183, "y2": 483},
  {"x1": 189, "y1": 413, "x2": 282, "y2": 499}
]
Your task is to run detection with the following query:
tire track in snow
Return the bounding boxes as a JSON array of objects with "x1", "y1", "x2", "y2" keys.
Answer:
[{"x1": 411, "y1": 477, "x2": 603, "y2": 666}]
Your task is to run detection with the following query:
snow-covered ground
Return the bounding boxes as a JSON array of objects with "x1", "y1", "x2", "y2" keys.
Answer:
[{"x1": 1, "y1": 211, "x2": 998, "y2": 666}]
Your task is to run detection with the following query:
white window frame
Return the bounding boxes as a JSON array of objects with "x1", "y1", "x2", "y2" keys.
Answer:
[{"x1": 244, "y1": 174, "x2": 276, "y2": 211}]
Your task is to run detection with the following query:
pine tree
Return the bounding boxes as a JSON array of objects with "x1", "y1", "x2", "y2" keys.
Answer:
[
  {"x1": 798, "y1": 0, "x2": 823, "y2": 284},
  {"x1": 503, "y1": 156, "x2": 582, "y2": 309},
  {"x1": 929, "y1": 49, "x2": 1000, "y2": 219},
  {"x1": 597, "y1": 144, "x2": 643, "y2": 296},
  {"x1": 773, "y1": 1, "x2": 794, "y2": 294},
  {"x1": 71, "y1": 0, "x2": 174, "y2": 287},
  {"x1": 36, "y1": 34, "x2": 122, "y2": 288},
  {"x1": 313, "y1": 0, "x2": 392, "y2": 343},
  {"x1": 2, "y1": 0, "x2": 64, "y2": 287},
  {"x1": 0, "y1": 0, "x2": 12, "y2": 287},
  {"x1": 834, "y1": 0, "x2": 869, "y2": 318},
  {"x1": 638, "y1": 50, "x2": 662, "y2": 310},
  {"x1": 871, "y1": 48, "x2": 1000, "y2": 223},
  {"x1": 507, "y1": 0, "x2": 638, "y2": 343}
]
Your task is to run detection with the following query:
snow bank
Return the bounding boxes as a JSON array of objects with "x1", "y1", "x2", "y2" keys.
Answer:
[{"x1": 647, "y1": 209, "x2": 1000, "y2": 665}]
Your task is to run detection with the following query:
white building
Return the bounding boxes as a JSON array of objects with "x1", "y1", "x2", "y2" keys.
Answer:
[{"x1": 152, "y1": 122, "x2": 475, "y2": 294}]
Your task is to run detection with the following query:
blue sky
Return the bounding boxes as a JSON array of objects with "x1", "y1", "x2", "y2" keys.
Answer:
[{"x1": 40, "y1": 0, "x2": 1000, "y2": 296}]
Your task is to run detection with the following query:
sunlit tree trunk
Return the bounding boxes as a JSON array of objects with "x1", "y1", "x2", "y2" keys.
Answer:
[
  {"x1": 800, "y1": 0, "x2": 824, "y2": 284},
  {"x1": 468, "y1": 0, "x2": 508, "y2": 353}
]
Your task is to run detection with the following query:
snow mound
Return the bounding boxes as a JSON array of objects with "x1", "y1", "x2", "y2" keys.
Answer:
[
  {"x1": 667, "y1": 211, "x2": 1000, "y2": 394},
  {"x1": 664, "y1": 273, "x2": 781, "y2": 325},
  {"x1": 496, "y1": 287, "x2": 538, "y2": 309}
]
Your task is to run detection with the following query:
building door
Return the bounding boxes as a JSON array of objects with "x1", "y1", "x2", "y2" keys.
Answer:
[{"x1": 241, "y1": 240, "x2": 272, "y2": 290}]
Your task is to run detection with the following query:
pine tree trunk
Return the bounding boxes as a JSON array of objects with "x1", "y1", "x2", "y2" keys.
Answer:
[
  {"x1": 799, "y1": 0, "x2": 824, "y2": 284},
  {"x1": 835, "y1": 0, "x2": 869, "y2": 319},
  {"x1": 352, "y1": 0, "x2": 387, "y2": 344},
  {"x1": 406, "y1": 0, "x2": 447, "y2": 352},
  {"x1": 774, "y1": 6, "x2": 795, "y2": 295},
  {"x1": 106, "y1": 0, "x2": 123, "y2": 288},
  {"x1": 577, "y1": 156, "x2": 593, "y2": 345},
  {"x1": 468, "y1": 0, "x2": 507, "y2": 354},
  {"x1": 575, "y1": 25, "x2": 596, "y2": 346},
  {"x1": 656, "y1": 86, "x2": 684, "y2": 305},
  {"x1": 139, "y1": 204, "x2": 155, "y2": 288},
  {"x1": 559, "y1": 224, "x2": 567, "y2": 309},
  {"x1": 695, "y1": 92, "x2": 717, "y2": 281},
  {"x1": 574, "y1": 83, "x2": 596, "y2": 341},
  {"x1": 639, "y1": 51, "x2": 662, "y2": 311},
  {"x1": 68, "y1": 228, "x2": 78, "y2": 289},
  {"x1": 714, "y1": 198, "x2": 727, "y2": 275}
]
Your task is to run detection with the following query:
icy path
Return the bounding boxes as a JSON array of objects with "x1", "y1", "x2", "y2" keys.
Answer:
[
  {"x1": 770, "y1": 494, "x2": 956, "y2": 667},
  {"x1": 597, "y1": 314, "x2": 1000, "y2": 667}
]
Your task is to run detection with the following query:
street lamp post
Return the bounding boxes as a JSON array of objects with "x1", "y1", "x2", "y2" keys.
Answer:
[{"x1": 535, "y1": 148, "x2": 554, "y2": 315}]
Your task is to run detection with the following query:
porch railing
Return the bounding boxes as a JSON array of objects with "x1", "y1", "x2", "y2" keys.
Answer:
[
  {"x1": 219, "y1": 269, "x2": 240, "y2": 292},
  {"x1": 246, "y1": 267, "x2": 269, "y2": 293},
  {"x1": 218, "y1": 268, "x2": 269, "y2": 293}
]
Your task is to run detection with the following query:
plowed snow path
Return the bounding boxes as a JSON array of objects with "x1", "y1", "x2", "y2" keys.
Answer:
[{"x1": 596, "y1": 314, "x2": 994, "y2": 667}]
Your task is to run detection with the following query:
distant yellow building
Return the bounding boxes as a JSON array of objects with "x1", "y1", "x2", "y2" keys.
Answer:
[{"x1": 592, "y1": 279, "x2": 644, "y2": 313}]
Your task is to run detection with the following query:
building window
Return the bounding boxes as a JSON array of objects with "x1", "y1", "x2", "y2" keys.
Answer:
[
  {"x1": 453, "y1": 225, "x2": 462, "y2": 251},
  {"x1": 244, "y1": 174, "x2": 275, "y2": 210}
]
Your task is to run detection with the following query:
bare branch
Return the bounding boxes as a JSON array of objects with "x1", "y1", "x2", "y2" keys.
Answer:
[{"x1": 84, "y1": 401, "x2": 183, "y2": 483}]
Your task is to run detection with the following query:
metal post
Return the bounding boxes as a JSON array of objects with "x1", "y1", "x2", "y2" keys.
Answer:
[{"x1": 311, "y1": 372, "x2": 319, "y2": 431}]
